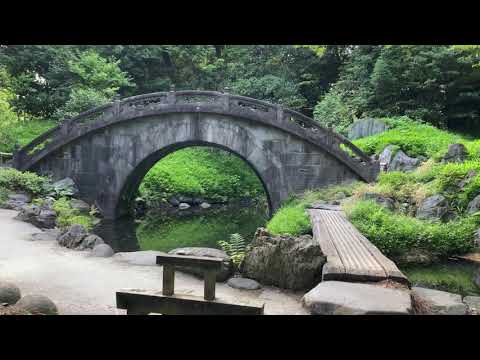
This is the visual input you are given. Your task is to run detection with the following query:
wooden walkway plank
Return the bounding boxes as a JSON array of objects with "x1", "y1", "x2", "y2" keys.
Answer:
[{"x1": 308, "y1": 207, "x2": 408, "y2": 284}]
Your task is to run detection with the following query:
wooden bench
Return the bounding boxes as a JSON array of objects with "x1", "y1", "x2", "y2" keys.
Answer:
[
  {"x1": 308, "y1": 204, "x2": 408, "y2": 285},
  {"x1": 116, "y1": 254, "x2": 264, "y2": 315}
]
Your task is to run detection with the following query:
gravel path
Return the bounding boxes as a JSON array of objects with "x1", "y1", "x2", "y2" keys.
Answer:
[{"x1": 0, "y1": 209, "x2": 308, "y2": 315}]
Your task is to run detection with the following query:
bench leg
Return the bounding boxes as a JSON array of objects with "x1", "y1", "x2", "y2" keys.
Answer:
[
  {"x1": 163, "y1": 264, "x2": 175, "y2": 296},
  {"x1": 204, "y1": 269, "x2": 216, "y2": 301}
]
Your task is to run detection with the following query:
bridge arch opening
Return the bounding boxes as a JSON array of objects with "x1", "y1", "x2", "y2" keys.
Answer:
[{"x1": 115, "y1": 141, "x2": 273, "y2": 220}]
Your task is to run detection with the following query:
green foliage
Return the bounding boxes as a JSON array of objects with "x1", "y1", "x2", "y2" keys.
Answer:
[
  {"x1": 139, "y1": 147, "x2": 265, "y2": 205},
  {"x1": 53, "y1": 87, "x2": 110, "y2": 120},
  {"x1": 52, "y1": 197, "x2": 94, "y2": 230},
  {"x1": 345, "y1": 200, "x2": 477, "y2": 258},
  {"x1": 266, "y1": 203, "x2": 311, "y2": 236},
  {"x1": 218, "y1": 233, "x2": 248, "y2": 270},
  {"x1": 0, "y1": 186, "x2": 9, "y2": 205},
  {"x1": 313, "y1": 87, "x2": 355, "y2": 134},
  {"x1": 403, "y1": 262, "x2": 480, "y2": 297},
  {"x1": 0, "y1": 168, "x2": 48, "y2": 195}
]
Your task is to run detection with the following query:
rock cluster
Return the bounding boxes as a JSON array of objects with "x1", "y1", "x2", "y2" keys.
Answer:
[
  {"x1": 0, "y1": 282, "x2": 58, "y2": 315},
  {"x1": 241, "y1": 228, "x2": 326, "y2": 290},
  {"x1": 56, "y1": 224, "x2": 114, "y2": 257}
]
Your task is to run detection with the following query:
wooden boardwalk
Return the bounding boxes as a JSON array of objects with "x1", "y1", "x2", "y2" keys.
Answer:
[{"x1": 308, "y1": 204, "x2": 408, "y2": 284}]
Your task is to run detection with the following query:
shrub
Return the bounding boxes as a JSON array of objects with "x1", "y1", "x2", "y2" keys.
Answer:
[
  {"x1": 218, "y1": 233, "x2": 248, "y2": 271},
  {"x1": 53, "y1": 197, "x2": 94, "y2": 230},
  {"x1": 345, "y1": 200, "x2": 477, "y2": 258},
  {"x1": 0, "y1": 168, "x2": 48, "y2": 195},
  {"x1": 313, "y1": 88, "x2": 355, "y2": 135},
  {"x1": 266, "y1": 203, "x2": 311, "y2": 236}
]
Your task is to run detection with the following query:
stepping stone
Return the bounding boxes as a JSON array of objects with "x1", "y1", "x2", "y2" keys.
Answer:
[
  {"x1": 227, "y1": 277, "x2": 262, "y2": 290},
  {"x1": 412, "y1": 287, "x2": 467, "y2": 315},
  {"x1": 0, "y1": 281, "x2": 21, "y2": 305},
  {"x1": 302, "y1": 281, "x2": 412, "y2": 315},
  {"x1": 16, "y1": 295, "x2": 58, "y2": 315},
  {"x1": 463, "y1": 296, "x2": 480, "y2": 314}
]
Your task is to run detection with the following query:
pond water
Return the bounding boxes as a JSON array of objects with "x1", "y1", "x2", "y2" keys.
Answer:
[
  {"x1": 92, "y1": 204, "x2": 269, "y2": 253},
  {"x1": 401, "y1": 260, "x2": 480, "y2": 297}
]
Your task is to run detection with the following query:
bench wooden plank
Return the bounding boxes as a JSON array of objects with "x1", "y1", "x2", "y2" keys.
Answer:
[
  {"x1": 309, "y1": 208, "x2": 408, "y2": 284},
  {"x1": 156, "y1": 254, "x2": 223, "y2": 270},
  {"x1": 116, "y1": 291, "x2": 264, "y2": 315}
]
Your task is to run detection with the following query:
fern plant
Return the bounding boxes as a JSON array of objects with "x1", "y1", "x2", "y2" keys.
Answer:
[{"x1": 218, "y1": 233, "x2": 248, "y2": 272}]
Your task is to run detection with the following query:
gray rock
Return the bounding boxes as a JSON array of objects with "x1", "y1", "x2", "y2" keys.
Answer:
[
  {"x1": 4, "y1": 193, "x2": 32, "y2": 210},
  {"x1": 302, "y1": 281, "x2": 412, "y2": 315},
  {"x1": 467, "y1": 194, "x2": 480, "y2": 214},
  {"x1": 241, "y1": 228, "x2": 326, "y2": 290},
  {"x1": 192, "y1": 197, "x2": 204, "y2": 205},
  {"x1": 57, "y1": 224, "x2": 88, "y2": 249},
  {"x1": 0, "y1": 281, "x2": 21, "y2": 305},
  {"x1": 474, "y1": 229, "x2": 480, "y2": 249},
  {"x1": 168, "y1": 197, "x2": 180, "y2": 206},
  {"x1": 178, "y1": 196, "x2": 193, "y2": 204},
  {"x1": 463, "y1": 296, "x2": 480, "y2": 314},
  {"x1": 39, "y1": 197, "x2": 55, "y2": 211},
  {"x1": 178, "y1": 202, "x2": 191, "y2": 210},
  {"x1": 412, "y1": 287, "x2": 467, "y2": 315},
  {"x1": 378, "y1": 145, "x2": 396, "y2": 171},
  {"x1": 227, "y1": 277, "x2": 262, "y2": 290},
  {"x1": 360, "y1": 193, "x2": 395, "y2": 211},
  {"x1": 458, "y1": 170, "x2": 477, "y2": 189},
  {"x1": 168, "y1": 247, "x2": 233, "y2": 281},
  {"x1": 442, "y1": 143, "x2": 468, "y2": 163},
  {"x1": 200, "y1": 202, "x2": 211, "y2": 209},
  {"x1": 35, "y1": 209, "x2": 57, "y2": 229},
  {"x1": 15, "y1": 294, "x2": 58, "y2": 315},
  {"x1": 416, "y1": 194, "x2": 448, "y2": 221},
  {"x1": 8, "y1": 193, "x2": 32, "y2": 203},
  {"x1": 51, "y1": 177, "x2": 79, "y2": 196},
  {"x1": 348, "y1": 118, "x2": 389, "y2": 140},
  {"x1": 15, "y1": 204, "x2": 40, "y2": 223},
  {"x1": 70, "y1": 199, "x2": 90, "y2": 213},
  {"x1": 30, "y1": 229, "x2": 61, "y2": 242},
  {"x1": 91, "y1": 244, "x2": 114, "y2": 257},
  {"x1": 77, "y1": 234, "x2": 104, "y2": 250},
  {"x1": 113, "y1": 250, "x2": 167, "y2": 266},
  {"x1": 389, "y1": 150, "x2": 420, "y2": 172}
]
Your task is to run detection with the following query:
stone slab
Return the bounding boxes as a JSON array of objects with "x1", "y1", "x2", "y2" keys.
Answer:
[
  {"x1": 302, "y1": 281, "x2": 412, "y2": 315},
  {"x1": 412, "y1": 287, "x2": 467, "y2": 315}
]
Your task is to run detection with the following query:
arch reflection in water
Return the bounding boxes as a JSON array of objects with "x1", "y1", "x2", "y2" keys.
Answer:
[{"x1": 92, "y1": 204, "x2": 268, "y2": 253}]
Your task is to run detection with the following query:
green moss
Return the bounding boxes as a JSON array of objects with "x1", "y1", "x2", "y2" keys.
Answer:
[{"x1": 53, "y1": 197, "x2": 94, "y2": 230}]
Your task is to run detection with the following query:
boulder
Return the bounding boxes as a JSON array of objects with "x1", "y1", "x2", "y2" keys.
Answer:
[
  {"x1": 0, "y1": 281, "x2": 21, "y2": 305},
  {"x1": 348, "y1": 118, "x2": 389, "y2": 140},
  {"x1": 227, "y1": 277, "x2": 262, "y2": 290},
  {"x1": 412, "y1": 287, "x2": 467, "y2": 315},
  {"x1": 416, "y1": 194, "x2": 448, "y2": 221},
  {"x1": 39, "y1": 197, "x2": 55, "y2": 211},
  {"x1": 192, "y1": 197, "x2": 204, "y2": 206},
  {"x1": 57, "y1": 224, "x2": 88, "y2": 249},
  {"x1": 113, "y1": 250, "x2": 167, "y2": 266},
  {"x1": 442, "y1": 143, "x2": 468, "y2": 163},
  {"x1": 15, "y1": 295, "x2": 58, "y2": 315},
  {"x1": 77, "y1": 234, "x2": 104, "y2": 250},
  {"x1": 360, "y1": 193, "x2": 395, "y2": 211},
  {"x1": 15, "y1": 204, "x2": 40, "y2": 223},
  {"x1": 241, "y1": 228, "x2": 326, "y2": 290},
  {"x1": 168, "y1": 247, "x2": 233, "y2": 282},
  {"x1": 474, "y1": 229, "x2": 480, "y2": 248},
  {"x1": 200, "y1": 202, "x2": 211, "y2": 209},
  {"x1": 168, "y1": 197, "x2": 180, "y2": 207},
  {"x1": 51, "y1": 177, "x2": 79, "y2": 196},
  {"x1": 379, "y1": 145, "x2": 396, "y2": 170},
  {"x1": 463, "y1": 296, "x2": 480, "y2": 314},
  {"x1": 389, "y1": 150, "x2": 420, "y2": 172},
  {"x1": 178, "y1": 202, "x2": 191, "y2": 210},
  {"x1": 302, "y1": 281, "x2": 412, "y2": 315},
  {"x1": 35, "y1": 209, "x2": 57, "y2": 229},
  {"x1": 91, "y1": 244, "x2": 114, "y2": 257},
  {"x1": 70, "y1": 199, "x2": 90, "y2": 213},
  {"x1": 458, "y1": 170, "x2": 477, "y2": 189},
  {"x1": 178, "y1": 196, "x2": 193, "y2": 204},
  {"x1": 467, "y1": 194, "x2": 480, "y2": 214},
  {"x1": 4, "y1": 193, "x2": 31, "y2": 210}
]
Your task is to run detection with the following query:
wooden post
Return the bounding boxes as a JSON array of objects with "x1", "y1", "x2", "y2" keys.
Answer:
[
  {"x1": 204, "y1": 269, "x2": 216, "y2": 301},
  {"x1": 163, "y1": 264, "x2": 175, "y2": 296}
]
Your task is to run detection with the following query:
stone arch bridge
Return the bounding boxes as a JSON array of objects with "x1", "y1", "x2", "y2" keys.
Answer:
[{"x1": 13, "y1": 91, "x2": 379, "y2": 219}]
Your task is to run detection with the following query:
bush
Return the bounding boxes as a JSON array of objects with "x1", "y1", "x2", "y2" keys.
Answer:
[
  {"x1": 53, "y1": 87, "x2": 110, "y2": 121},
  {"x1": 266, "y1": 203, "x2": 311, "y2": 236},
  {"x1": 139, "y1": 147, "x2": 265, "y2": 205},
  {"x1": 52, "y1": 197, "x2": 94, "y2": 230},
  {"x1": 313, "y1": 87, "x2": 355, "y2": 135},
  {"x1": 0, "y1": 168, "x2": 48, "y2": 195},
  {"x1": 345, "y1": 200, "x2": 477, "y2": 258}
]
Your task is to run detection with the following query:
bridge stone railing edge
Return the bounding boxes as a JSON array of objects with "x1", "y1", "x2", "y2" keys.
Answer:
[{"x1": 14, "y1": 91, "x2": 379, "y2": 182}]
